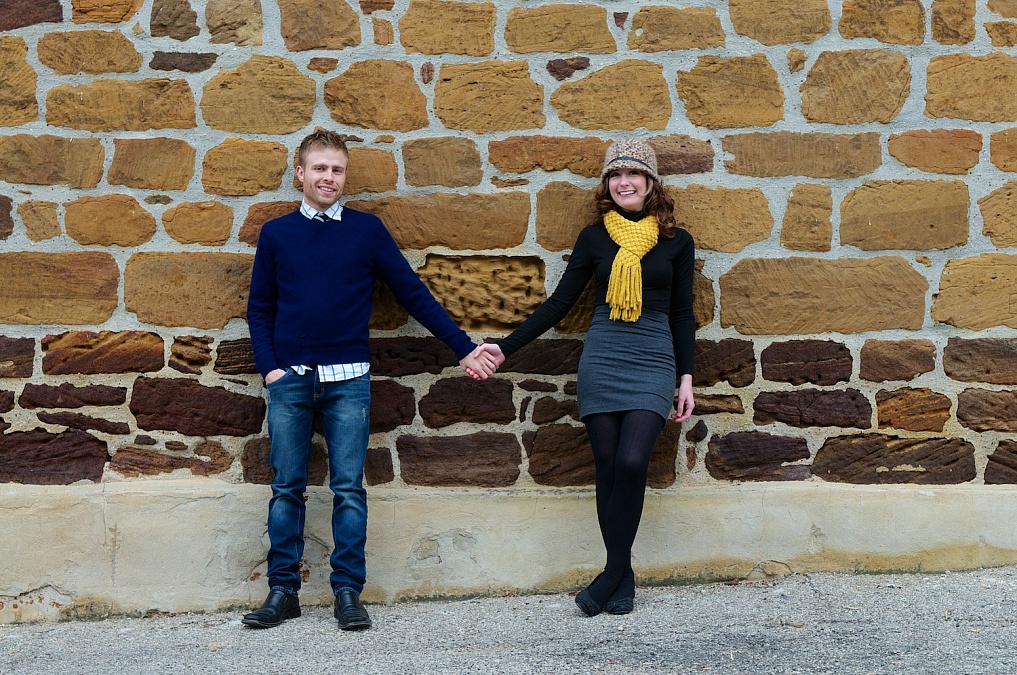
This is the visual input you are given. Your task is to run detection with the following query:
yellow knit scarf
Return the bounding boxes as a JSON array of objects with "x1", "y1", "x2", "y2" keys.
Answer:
[{"x1": 603, "y1": 210, "x2": 659, "y2": 322}]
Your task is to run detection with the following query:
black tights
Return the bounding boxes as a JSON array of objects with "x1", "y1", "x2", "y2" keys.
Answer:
[{"x1": 582, "y1": 409, "x2": 665, "y2": 606}]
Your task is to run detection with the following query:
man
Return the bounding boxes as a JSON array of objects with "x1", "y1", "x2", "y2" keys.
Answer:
[{"x1": 243, "y1": 129, "x2": 495, "y2": 630}]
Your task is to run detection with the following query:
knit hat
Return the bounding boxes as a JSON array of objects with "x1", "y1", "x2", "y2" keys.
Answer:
[{"x1": 601, "y1": 140, "x2": 659, "y2": 182}]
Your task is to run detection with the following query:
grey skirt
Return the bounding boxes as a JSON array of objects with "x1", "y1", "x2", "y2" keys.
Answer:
[{"x1": 577, "y1": 305, "x2": 676, "y2": 421}]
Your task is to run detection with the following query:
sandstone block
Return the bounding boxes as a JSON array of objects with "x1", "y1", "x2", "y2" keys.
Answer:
[
  {"x1": 42, "y1": 331, "x2": 163, "y2": 375},
  {"x1": 113, "y1": 443, "x2": 233, "y2": 478},
  {"x1": 933, "y1": 254, "x2": 1017, "y2": 330},
  {"x1": 876, "y1": 388, "x2": 951, "y2": 432},
  {"x1": 723, "y1": 132, "x2": 880, "y2": 179},
  {"x1": 47, "y1": 79, "x2": 196, "y2": 131},
  {"x1": 628, "y1": 6, "x2": 724, "y2": 51},
  {"x1": 489, "y1": 136, "x2": 608, "y2": 179},
  {"x1": 370, "y1": 379, "x2": 415, "y2": 433},
  {"x1": 125, "y1": 252, "x2": 253, "y2": 329},
  {"x1": 991, "y1": 129, "x2": 1017, "y2": 171},
  {"x1": 860, "y1": 339, "x2": 936, "y2": 382},
  {"x1": 671, "y1": 185, "x2": 773, "y2": 253},
  {"x1": 373, "y1": 18, "x2": 393, "y2": 45},
  {"x1": 18, "y1": 201, "x2": 60, "y2": 241},
  {"x1": 365, "y1": 447, "x2": 394, "y2": 485},
  {"x1": 944, "y1": 337, "x2": 1017, "y2": 384},
  {"x1": 985, "y1": 440, "x2": 1017, "y2": 484},
  {"x1": 650, "y1": 135, "x2": 714, "y2": 175},
  {"x1": 130, "y1": 377, "x2": 265, "y2": 437},
  {"x1": 348, "y1": 193, "x2": 529, "y2": 250},
  {"x1": 728, "y1": 0, "x2": 831, "y2": 45},
  {"x1": 308, "y1": 58, "x2": 338, "y2": 74},
  {"x1": 535, "y1": 182, "x2": 598, "y2": 251},
  {"x1": 932, "y1": 0, "x2": 976, "y2": 44},
  {"x1": 201, "y1": 56, "x2": 314, "y2": 134},
  {"x1": 554, "y1": 60, "x2": 671, "y2": 131},
  {"x1": 108, "y1": 138, "x2": 195, "y2": 190},
  {"x1": 419, "y1": 377, "x2": 515, "y2": 428},
  {"x1": 754, "y1": 389, "x2": 872, "y2": 429},
  {"x1": 694, "y1": 394, "x2": 745, "y2": 415},
  {"x1": 814, "y1": 434, "x2": 975, "y2": 484},
  {"x1": 519, "y1": 380, "x2": 557, "y2": 393},
  {"x1": 369, "y1": 337, "x2": 459, "y2": 377},
  {"x1": 990, "y1": 0, "x2": 1017, "y2": 17},
  {"x1": 202, "y1": 139, "x2": 287, "y2": 196},
  {"x1": 0, "y1": 135, "x2": 103, "y2": 188},
  {"x1": 505, "y1": 4, "x2": 615, "y2": 53},
  {"x1": 676, "y1": 54, "x2": 783, "y2": 129},
  {"x1": 404, "y1": 138, "x2": 482, "y2": 188},
  {"x1": 150, "y1": 0, "x2": 199, "y2": 40},
  {"x1": 1, "y1": 0, "x2": 62, "y2": 31},
  {"x1": 647, "y1": 421, "x2": 681, "y2": 489},
  {"x1": 279, "y1": 0, "x2": 360, "y2": 51},
  {"x1": 840, "y1": 180, "x2": 968, "y2": 250},
  {"x1": 705, "y1": 432, "x2": 811, "y2": 481},
  {"x1": 987, "y1": 21, "x2": 1017, "y2": 46},
  {"x1": 788, "y1": 49, "x2": 808, "y2": 73},
  {"x1": 243, "y1": 438, "x2": 323, "y2": 484},
  {"x1": 801, "y1": 50, "x2": 910, "y2": 124},
  {"x1": 958, "y1": 389, "x2": 1017, "y2": 432},
  {"x1": 239, "y1": 201, "x2": 300, "y2": 246},
  {"x1": 344, "y1": 148, "x2": 398, "y2": 194},
  {"x1": 0, "y1": 337, "x2": 34, "y2": 378},
  {"x1": 694, "y1": 339, "x2": 756, "y2": 387},
  {"x1": 501, "y1": 339, "x2": 584, "y2": 375},
  {"x1": 531, "y1": 397, "x2": 579, "y2": 424},
  {"x1": 546, "y1": 57, "x2": 590, "y2": 81},
  {"x1": 888, "y1": 129, "x2": 981, "y2": 174},
  {"x1": 37, "y1": 411, "x2": 130, "y2": 436},
  {"x1": 37, "y1": 29, "x2": 139, "y2": 76},
  {"x1": 207, "y1": 0, "x2": 262, "y2": 45},
  {"x1": 163, "y1": 201, "x2": 233, "y2": 245},
  {"x1": 399, "y1": 0, "x2": 495, "y2": 56},
  {"x1": 326, "y1": 61, "x2": 427, "y2": 132},
  {"x1": 436, "y1": 61, "x2": 545, "y2": 132},
  {"x1": 839, "y1": 0, "x2": 925, "y2": 45},
  {"x1": 20, "y1": 383, "x2": 126, "y2": 409},
  {"x1": 397, "y1": 432, "x2": 521, "y2": 487},
  {"x1": 927, "y1": 53, "x2": 1017, "y2": 122},
  {"x1": 369, "y1": 280, "x2": 409, "y2": 331},
  {"x1": 979, "y1": 182, "x2": 1017, "y2": 247},
  {"x1": 150, "y1": 52, "x2": 217, "y2": 72},
  {"x1": 0, "y1": 253, "x2": 118, "y2": 326},
  {"x1": 0, "y1": 391, "x2": 12, "y2": 413},
  {"x1": 71, "y1": 0, "x2": 142, "y2": 23},
  {"x1": 169, "y1": 335, "x2": 212, "y2": 374},
  {"x1": 526, "y1": 424, "x2": 594, "y2": 486},
  {"x1": 720, "y1": 257, "x2": 928, "y2": 334},
  {"x1": 781, "y1": 184, "x2": 832, "y2": 252},
  {"x1": 214, "y1": 338, "x2": 257, "y2": 375},
  {"x1": 65, "y1": 195, "x2": 156, "y2": 247},
  {"x1": 0, "y1": 430, "x2": 107, "y2": 485},
  {"x1": 0, "y1": 196, "x2": 10, "y2": 240},
  {"x1": 761, "y1": 340, "x2": 851, "y2": 385}
]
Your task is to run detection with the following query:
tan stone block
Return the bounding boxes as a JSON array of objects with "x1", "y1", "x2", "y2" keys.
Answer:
[
  {"x1": 202, "y1": 139, "x2": 288, "y2": 196},
  {"x1": 488, "y1": 136, "x2": 608, "y2": 178},
  {"x1": 505, "y1": 4, "x2": 615, "y2": 53},
  {"x1": 987, "y1": 22, "x2": 1017, "y2": 47},
  {"x1": 927, "y1": 53, "x2": 1017, "y2": 122},
  {"x1": 649, "y1": 135, "x2": 714, "y2": 175},
  {"x1": 344, "y1": 148, "x2": 398, "y2": 194},
  {"x1": 71, "y1": 0, "x2": 143, "y2": 23},
  {"x1": 535, "y1": 182, "x2": 598, "y2": 252},
  {"x1": 841, "y1": 180, "x2": 968, "y2": 250},
  {"x1": 150, "y1": 0, "x2": 199, "y2": 40},
  {"x1": 991, "y1": 0, "x2": 1017, "y2": 17},
  {"x1": 18, "y1": 201, "x2": 60, "y2": 242},
  {"x1": 0, "y1": 135, "x2": 104, "y2": 188},
  {"x1": 207, "y1": 0, "x2": 262, "y2": 46},
  {"x1": 729, "y1": 0, "x2": 831, "y2": 45},
  {"x1": 47, "y1": 79, "x2": 196, "y2": 131},
  {"x1": 201, "y1": 56, "x2": 314, "y2": 134},
  {"x1": 108, "y1": 138, "x2": 195, "y2": 190},
  {"x1": 239, "y1": 201, "x2": 300, "y2": 247},
  {"x1": 980, "y1": 182, "x2": 1017, "y2": 247},
  {"x1": 404, "y1": 138, "x2": 482, "y2": 187},
  {"x1": 400, "y1": 0, "x2": 495, "y2": 56},
  {"x1": 65, "y1": 195, "x2": 156, "y2": 247},
  {"x1": 693, "y1": 261, "x2": 715, "y2": 329},
  {"x1": 162, "y1": 201, "x2": 233, "y2": 245},
  {"x1": 37, "y1": 30, "x2": 141, "y2": 75},
  {"x1": 781, "y1": 184, "x2": 832, "y2": 252},
  {"x1": 628, "y1": 6, "x2": 724, "y2": 51},
  {"x1": 0, "y1": 37, "x2": 37, "y2": 126},
  {"x1": 876, "y1": 388, "x2": 951, "y2": 433},
  {"x1": 671, "y1": 185, "x2": 773, "y2": 253},
  {"x1": 553, "y1": 60, "x2": 669, "y2": 130},
  {"x1": 801, "y1": 50, "x2": 910, "y2": 124},
  {"x1": 435, "y1": 61, "x2": 545, "y2": 132},
  {"x1": 676, "y1": 54, "x2": 783, "y2": 129},
  {"x1": 788, "y1": 49, "x2": 807, "y2": 73},
  {"x1": 417, "y1": 255, "x2": 546, "y2": 330},
  {"x1": 346, "y1": 193, "x2": 529, "y2": 250},
  {"x1": 840, "y1": 0, "x2": 925, "y2": 45},
  {"x1": 0, "y1": 252, "x2": 118, "y2": 325},
  {"x1": 308, "y1": 57, "x2": 338, "y2": 74},
  {"x1": 888, "y1": 129, "x2": 981, "y2": 174},
  {"x1": 278, "y1": 0, "x2": 360, "y2": 51},
  {"x1": 373, "y1": 18, "x2": 393, "y2": 45},
  {"x1": 723, "y1": 132, "x2": 881, "y2": 178},
  {"x1": 933, "y1": 254, "x2": 1017, "y2": 330},
  {"x1": 932, "y1": 0, "x2": 975, "y2": 44},
  {"x1": 991, "y1": 128, "x2": 1017, "y2": 171},
  {"x1": 720, "y1": 257, "x2": 928, "y2": 334},
  {"x1": 125, "y1": 252, "x2": 253, "y2": 329},
  {"x1": 325, "y1": 60, "x2": 427, "y2": 132}
]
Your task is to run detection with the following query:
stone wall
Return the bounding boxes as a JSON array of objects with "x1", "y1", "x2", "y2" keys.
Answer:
[{"x1": 5, "y1": 0, "x2": 1017, "y2": 617}]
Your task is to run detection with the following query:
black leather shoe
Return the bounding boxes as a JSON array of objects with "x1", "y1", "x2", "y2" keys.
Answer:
[
  {"x1": 242, "y1": 588, "x2": 301, "y2": 628},
  {"x1": 334, "y1": 589, "x2": 372, "y2": 631}
]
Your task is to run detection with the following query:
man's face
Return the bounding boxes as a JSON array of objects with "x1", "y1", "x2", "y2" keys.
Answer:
[{"x1": 295, "y1": 147, "x2": 348, "y2": 213}]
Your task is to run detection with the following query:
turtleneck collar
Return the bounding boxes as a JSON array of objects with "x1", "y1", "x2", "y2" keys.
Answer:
[{"x1": 615, "y1": 207, "x2": 648, "y2": 222}]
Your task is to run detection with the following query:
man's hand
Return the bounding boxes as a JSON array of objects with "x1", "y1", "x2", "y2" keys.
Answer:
[
  {"x1": 265, "y1": 368, "x2": 287, "y2": 385},
  {"x1": 670, "y1": 374, "x2": 695, "y2": 423},
  {"x1": 460, "y1": 343, "x2": 505, "y2": 380}
]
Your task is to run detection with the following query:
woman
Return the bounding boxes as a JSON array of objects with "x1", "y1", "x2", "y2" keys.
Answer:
[{"x1": 472, "y1": 140, "x2": 696, "y2": 616}]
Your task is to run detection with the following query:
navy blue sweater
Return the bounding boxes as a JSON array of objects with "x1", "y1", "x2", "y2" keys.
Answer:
[{"x1": 247, "y1": 207, "x2": 475, "y2": 378}]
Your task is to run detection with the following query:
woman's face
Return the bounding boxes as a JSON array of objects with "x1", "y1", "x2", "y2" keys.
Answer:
[{"x1": 607, "y1": 168, "x2": 650, "y2": 212}]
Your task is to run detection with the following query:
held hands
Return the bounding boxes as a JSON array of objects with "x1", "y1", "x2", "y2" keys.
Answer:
[
  {"x1": 461, "y1": 343, "x2": 506, "y2": 380},
  {"x1": 670, "y1": 374, "x2": 695, "y2": 423}
]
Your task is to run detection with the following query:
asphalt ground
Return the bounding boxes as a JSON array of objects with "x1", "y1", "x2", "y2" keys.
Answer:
[{"x1": 3, "y1": 566, "x2": 1017, "y2": 674}]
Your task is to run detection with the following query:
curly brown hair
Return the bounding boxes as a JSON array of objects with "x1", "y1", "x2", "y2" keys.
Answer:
[
  {"x1": 297, "y1": 129, "x2": 349, "y2": 167},
  {"x1": 594, "y1": 173, "x2": 677, "y2": 237}
]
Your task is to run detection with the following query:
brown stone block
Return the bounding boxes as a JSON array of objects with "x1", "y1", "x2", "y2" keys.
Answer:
[
  {"x1": 677, "y1": 54, "x2": 783, "y2": 130},
  {"x1": 361, "y1": 0, "x2": 394, "y2": 12},
  {"x1": 65, "y1": 195, "x2": 156, "y2": 246},
  {"x1": 239, "y1": 437, "x2": 326, "y2": 485},
  {"x1": 150, "y1": 52, "x2": 217, "y2": 72},
  {"x1": 647, "y1": 421, "x2": 680, "y2": 488},
  {"x1": 19, "y1": 201, "x2": 60, "y2": 242},
  {"x1": 130, "y1": 377, "x2": 265, "y2": 436},
  {"x1": 239, "y1": 201, "x2": 300, "y2": 246},
  {"x1": 781, "y1": 184, "x2": 832, "y2": 252},
  {"x1": 0, "y1": 391, "x2": 12, "y2": 414},
  {"x1": 325, "y1": 60, "x2": 426, "y2": 132},
  {"x1": 365, "y1": 447, "x2": 394, "y2": 485},
  {"x1": 0, "y1": 337, "x2": 34, "y2": 378},
  {"x1": 403, "y1": 138, "x2": 482, "y2": 188},
  {"x1": 988, "y1": 22, "x2": 1017, "y2": 47},
  {"x1": 163, "y1": 201, "x2": 233, "y2": 246},
  {"x1": 125, "y1": 252, "x2": 253, "y2": 329},
  {"x1": 109, "y1": 138, "x2": 195, "y2": 190},
  {"x1": 207, "y1": 0, "x2": 262, "y2": 45},
  {"x1": 0, "y1": 429, "x2": 108, "y2": 485},
  {"x1": 201, "y1": 56, "x2": 314, "y2": 134},
  {"x1": 801, "y1": 50, "x2": 910, "y2": 124},
  {"x1": 706, "y1": 431, "x2": 811, "y2": 481},
  {"x1": 419, "y1": 377, "x2": 515, "y2": 428},
  {"x1": 1, "y1": 0, "x2": 62, "y2": 31},
  {"x1": 552, "y1": 60, "x2": 669, "y2": 131},
  {"x1": 721, "y1": 257, "x2": 927, "y2": 334},
  {"x1": 20, "y1": 383, "x2": 126, "y2": 409},
  {"x1": 694, "y1": 394, "x2": 745, "y2": 415},
  {"x1": 761, "y1": 340, "x2": 851, "y2": 386},
  {"x1": 546, "y1": 57, "x2": 590, "y2": 81},
  {"x1": 43, "y1": 331, "x2": 163, "y2": 375},
  {"x1": 723, "y1": 132, "x2": 880, "y2": 179},
  {"x1": 369, "y1": 280, "x2": 408, "y2": 331},
  {"x1": 813, "y1": 434, "x2": 975, "y2": 484},
  {"x1": 505, "y1": 4, "x2": 615, "y2": 53},
  {"x1": 888, "y1": 129, "x2": 981, "y2": 174},
  {"x1": 72, "y1": 0, "x2": 142, "y2": 23},
  {"x1": 0, "y1": 37, "x2": 37, "y2": 126},
  {"x1": 399, "y1": 0, "x2": 495, "y2": 56},
  {"x1": 47, "y1": 78, "x2": 196, "y2": 131},
  {"x1": 839, "y1": 0, "x2": 925, "y2": 45},
  {"x1": 958, "y1": 388, "x2": 1017, "y2": 431},
  {"x1": 279, "y1": 0, "x2": 360, "y2": 51},
  {"x1": 985, "y1": 439, "x2": 1017, "y2": 484},
  {"x1": 693, "y1": 260, "x2": 715, "y2": 329},
  {"x1": 0, "y1": 252, "x2": 118, "y2": 326},
  {"x1": 489, "y1": 136, "x2": 608, "y2": 179},
  {"x1": 531, "y1": 397, "x2": 579, "y2": 424},
  {"x1": 527, "y1": 423, "x2": 594, "y2": 486},
  {"x1": 649, "y1": 135, "x2": 714, "y2": 175},
  {"x1": 398, "y1": 432, "x2": 521, "y2": 487},
  {"x1": 932, "y1": 0, "x2": 976, "y2": 44},
  {"x1": 348, "y1": 194, "x2": 529, "y2": 250},
  {"x1": 436, "y1": 61, "x2": 545, "y2": 132},
  {"x1": 671, "y1": 185, "x2": 773, "y2": 253},
  {"x1": 169, "y1": 336, "x2": 212, "y2": 375},
  {"x1": 876, "y1": 388, "x2": 951, "y2": 432},
  {"x1": 927, "y1": 54, "x2": 1017, "y2": 122},
  {"x1": 979, "y1": 180, "x2": 1017, "y2": 247},
  {"x1": 933, "y1": 254, "x2": 1017, "y2": 330},
  {"x1": 685, "y1": 419, "x2": 708, "y2": 444},
  {"x1": 202, "y1": 138, "x2": 288, "y2": 196},
  {"x1": 344, "y1": 148, "x2": 398, "y2": 195},
  {"x1": 308, "y1": 57, "x2": 338, "y2": 73},
  {"x1": 37, "y1": 411, "x2": 130, "y2": 435},
  {"x1": 150, "y1": 0, "x2": 199, "y2": 40},
  {"x1": 628, "y1": 6, "x2": 724, "y2": 51},
  {"x1": 519, "y1": 380, "x2": 557, "y2": 393},
  {"x1": 0, "y1": 135, "x2": 104, "y2": 188},
  {"x1": 370, "y1": 379, "x2": 416, "y2": 433},
  {"x1": 535, "y1": 182, "x2": 598, "y2": 252},
  {"x1": 944, "y1": 337, "x2": 1017, "y2": 384},
  {"x1": 0, "y1": 196, "x2": 11, "y2": 240},
  {"x1": 501, "y1": 339, "x2": 584, "y2": 375},
  {"x1": 369, "y1": 337, "x2": 459, "y2": 377},
  {"x1": 373, "y1": 17, "x2": 393, "y2": 45},
  {"x1": 728, "y1": 0, "x2": 831, "y2": 45},
  {"x1": 694, "y1": 339, "x2": 755, "y2": 388},
  {"x1": 859, "y1": 339, "x2": 936, "y2": 382},
  {"x1": 754, "y1": 389, "x2": 872, "y2": 429},
  {"x1": 214, "y1": 338, "x2": 256, "y2": 375},
  {"x1": 421, "y1": 254, "x2": 543, "y2": 330}
]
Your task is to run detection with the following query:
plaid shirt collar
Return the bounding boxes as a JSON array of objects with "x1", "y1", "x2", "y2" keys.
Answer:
[{"x1": 300, "y1": 200, "x2": 343, "y2": 222}]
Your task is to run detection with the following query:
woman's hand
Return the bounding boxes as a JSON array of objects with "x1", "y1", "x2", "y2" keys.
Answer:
[
  {"x1": 461, "y1": 343, "x2": 504, "y2": 380},
  {"x1": 670, "y1": 374, "x2": 695, "y2": 423}
]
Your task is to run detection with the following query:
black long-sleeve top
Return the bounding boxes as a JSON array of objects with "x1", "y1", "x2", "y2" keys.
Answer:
[{"x1": 498, "y1": 214, "x2": 696, "y2": 378}]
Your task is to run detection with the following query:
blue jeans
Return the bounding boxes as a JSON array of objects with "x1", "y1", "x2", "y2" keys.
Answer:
[{"x1": 265, "y1": 370, "x2": 371, "y2": 596}]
